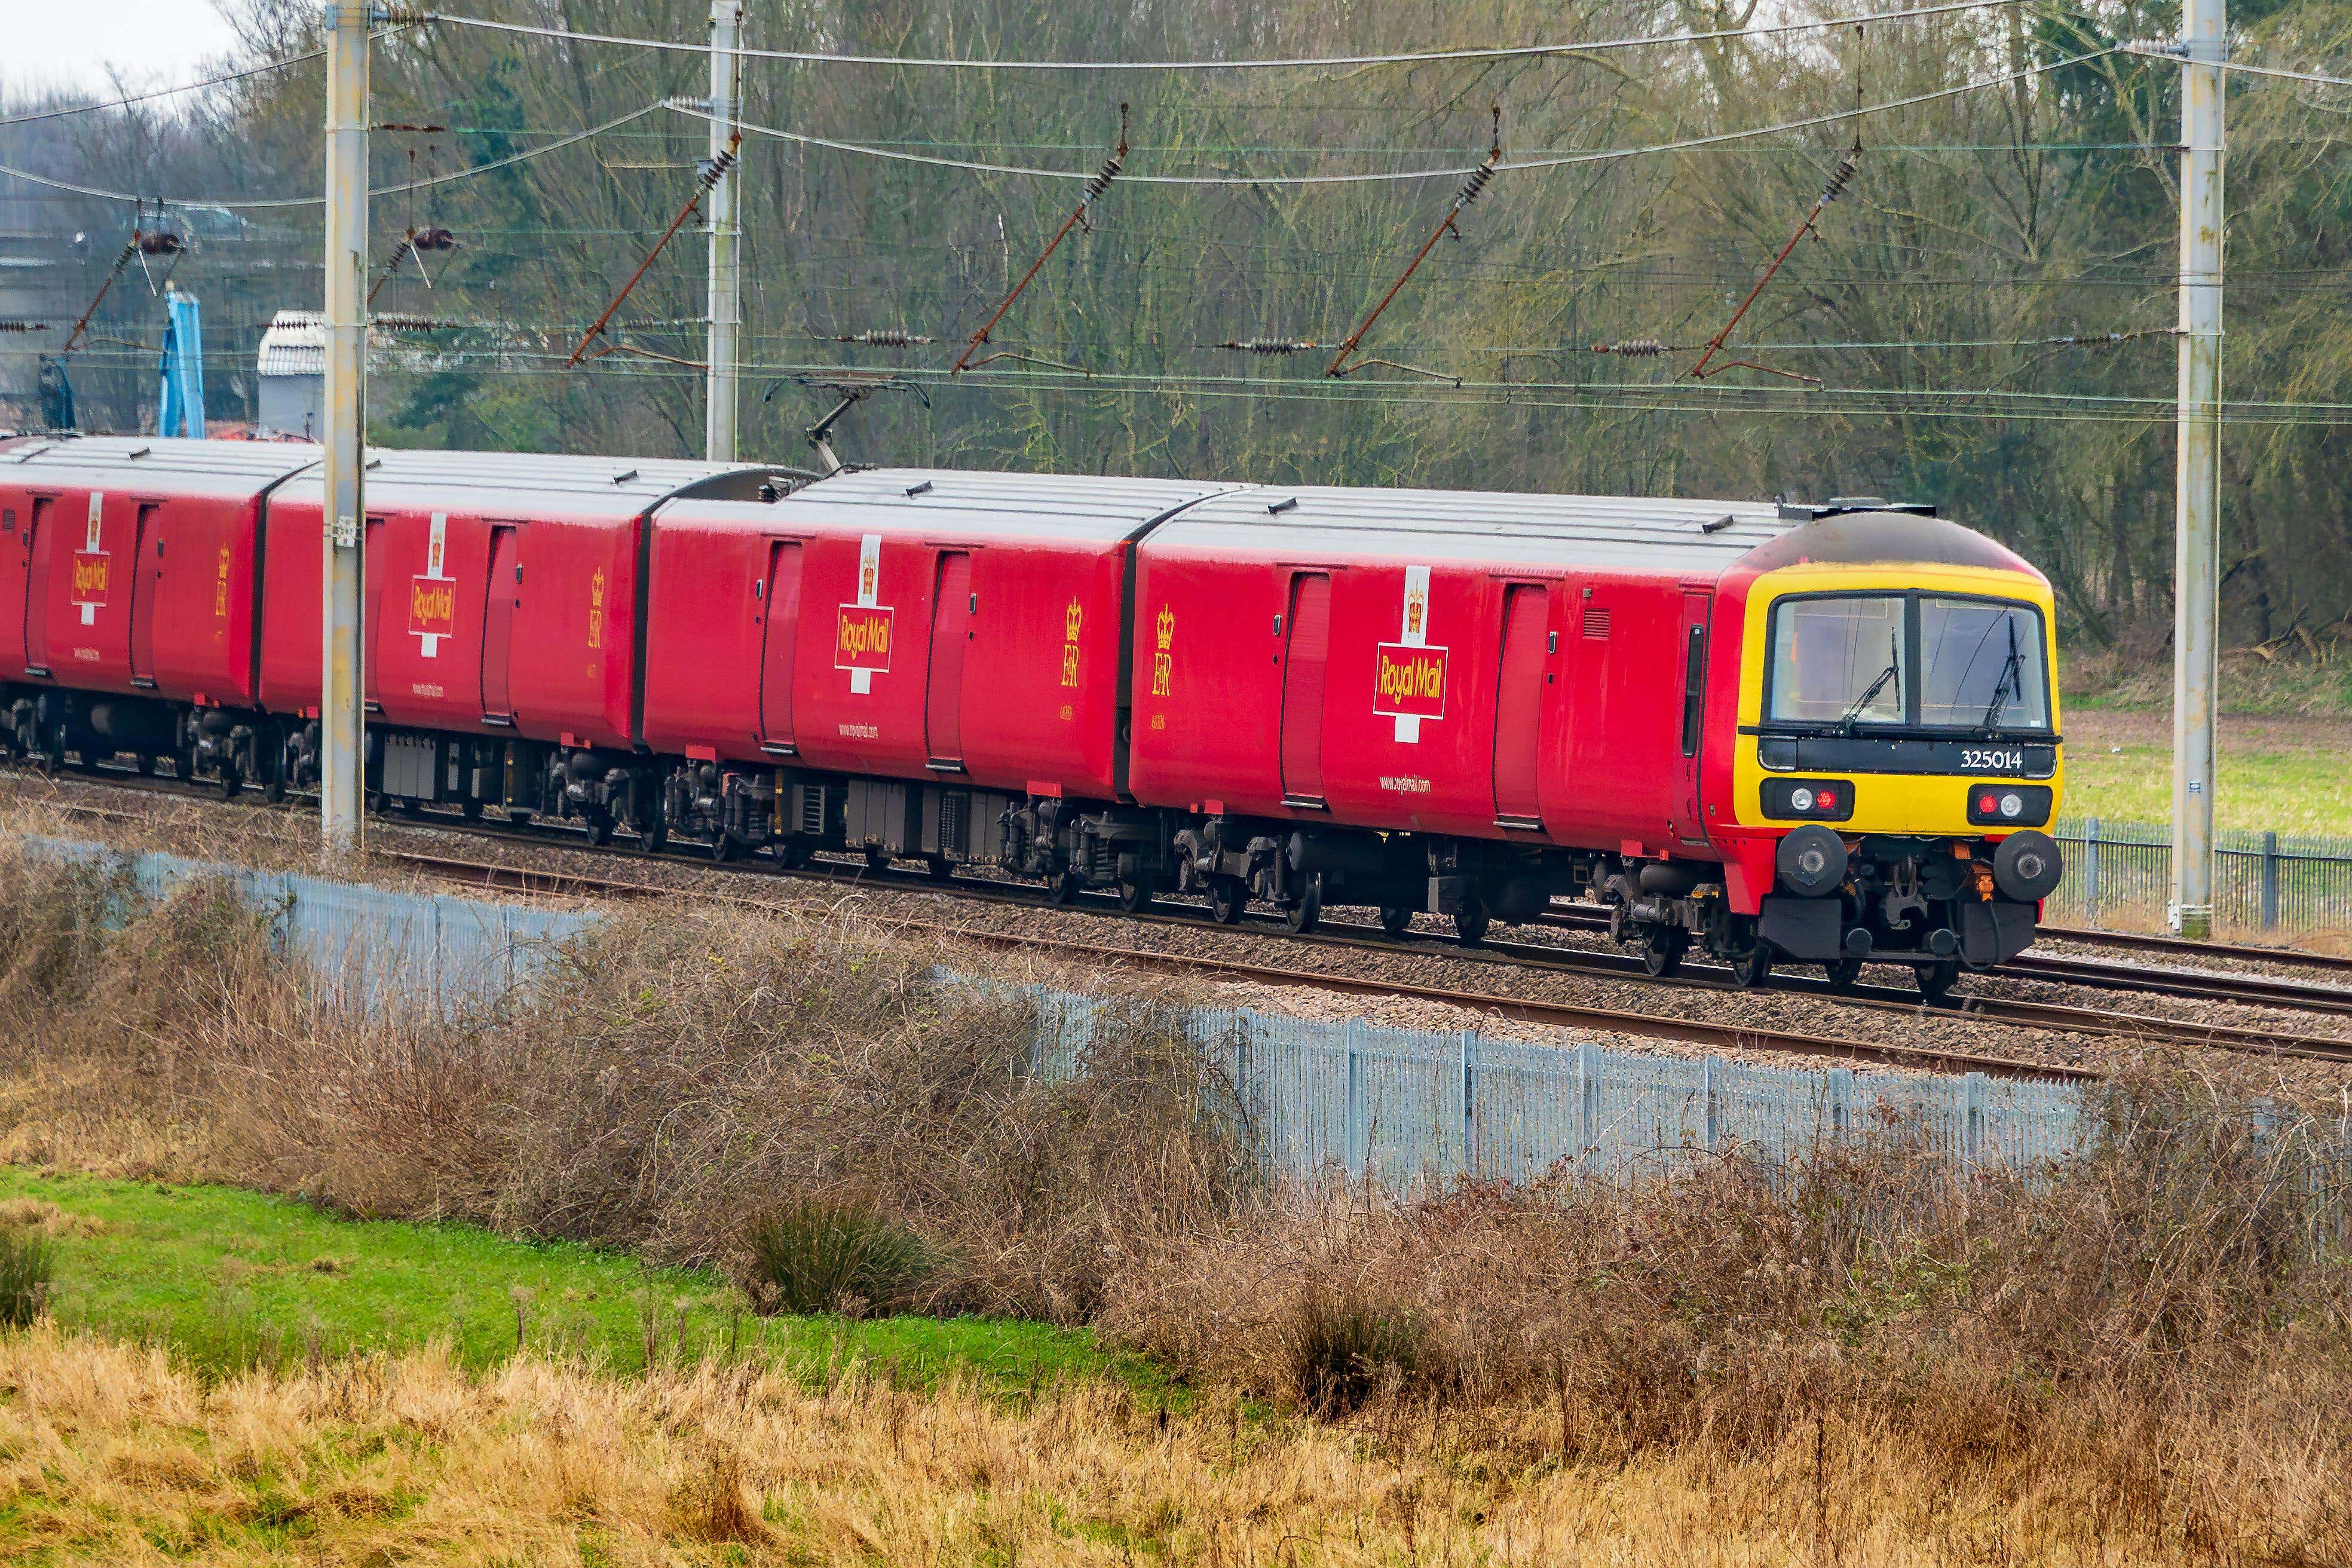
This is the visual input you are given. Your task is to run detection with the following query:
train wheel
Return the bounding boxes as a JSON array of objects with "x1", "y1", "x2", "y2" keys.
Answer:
[
  {"x1": 1453, "y1": 898, "x2": 1490, "y2": 947},
  {"x1": 929, "y1": 856, "x2": 957, "y2": 883},
  {"x1": 1117, "y1": 872, "x2": 1154, "y2": 914},
  {"x1": 219, "y1": 767, "x2": 244, "y2": 802},
  {"x1": 586, "y1": 810, "x2": 615, "y2": 847},
  {"x1": 1379, "y1": 905, "x2": 1413, "y2": 939},
  {"x1": 1208, "y1": 878, "x2": 1247, "y2": 925},
  {"x1": 1826, "y1": 956, "x2": 1864, "y2": 990},
  {"x1": 773, "y1": 837, "x2": 806, "y2": 870},
  {"x1": 133, "y1": 753, "x2": 156, "y2": 777},
  {"x1": 712, "y1": 832, "x2": 740, "y2": 863},
  {"x1": 632, "y1": 814, "x2": 667, "y2": 855},
  {"x1": 1918, "y1": 957, "x2": 1961, "y2": 1002},
  {"x1": 1048, "y1": 871, "x2": 1081, "y2": 905},
  {"x1": 1729, "y1": 947, "x2": 1774, "y2": 988},
  {"x1": 1642, "y1": 928, "x2": 1686, "y2": 978},
  {"x1": 1284, "y1": 876, "x2": 1321, "y2": 935}
]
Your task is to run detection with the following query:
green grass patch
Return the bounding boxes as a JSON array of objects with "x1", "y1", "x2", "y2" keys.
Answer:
[
  {"x1": 2063, "y1": 742, "x2": 2352, "y2": 838},
  {"x1": 0, "y1": 1166, "x2": 1163, "y2": 1399}
]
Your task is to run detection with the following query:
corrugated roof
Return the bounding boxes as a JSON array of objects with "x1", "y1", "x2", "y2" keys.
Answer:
[
  {"x1": 1152, "y1": 485, "x2": 1794, "y2": 570},
  {"x1": 687, "y1": 468, "x2": 1801, "y2": 567},
  {"x1": 2, "y1": 435, "x2": 318, "y2": 495},
  {"x1": 271, "y1": 446, "x2": 779, "y2": 519},
  {"x1": 256, "y1": 310, "x2": 324, "y2": 379},
  {"x1": 738, "y1": 466, "x2": 1237, "y2": 542}
]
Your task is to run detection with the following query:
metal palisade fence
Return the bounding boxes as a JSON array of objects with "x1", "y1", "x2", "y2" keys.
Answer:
[
  {"x1": 1028, "y1": 990, "x2": 2085, "y2": 1190},
  {"x1": 23, "y1": 836, "x2": 594, "y2": 1009},
  {"x1": 2047, "y1": 815, "x2": 2352, "y2": 936},
  {"x1": 24, "y1": 835, "x2": 2089, "y2": 1187}
]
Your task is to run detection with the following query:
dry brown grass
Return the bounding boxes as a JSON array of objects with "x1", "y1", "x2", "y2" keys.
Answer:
[
  {"x1": 4, "y1": 1324, "x2": 2342, "y2": 1566},
  {"x1": 0, "y1": 840, "x2": 1250, "y2": 1323},
  {"x1": 2, "y1": 835, "x2": 2350, "y2": 1563}
]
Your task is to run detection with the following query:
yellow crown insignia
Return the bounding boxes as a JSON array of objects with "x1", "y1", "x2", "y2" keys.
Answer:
[
  {"x1": 1155, "y1": 605, "x2": 1175, "y2": 650},
  {"x1": 1065, "y1": 598, "x2": 1083, "y2": 640}
]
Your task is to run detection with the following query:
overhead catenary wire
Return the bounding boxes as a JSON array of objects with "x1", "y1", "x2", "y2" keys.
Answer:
[
  {"x1": 2118, "y1": 46, "x2": 2352, "y2": 90},
  {"x1": 128, "y1": 348, "x2": 2352, "y2": 426},
  {"x1": 0, "y1": 102, "x2": 667, "y2": 210},
  {"x1": 0, "y1": 48, "x2": 327, "y2": 127},
  {"x1": 431, "y1": 0, "x2": 2031, "y2": 72},
  {"x1": 664, "y1": 49, "x2": 2122, "y2": 188}
]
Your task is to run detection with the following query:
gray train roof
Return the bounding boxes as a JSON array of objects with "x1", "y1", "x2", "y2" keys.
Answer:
[
  {"x1": 1149, "y1": 485, "x2": 1796, "y2": 571},
  {"x1": 272, "y1": 446, "x2": 780, "y2": 519},
  {"x1": 731, "y1": 466, "x2": 1237, "y2": 542},
  {"x1": 2, "y1": 435, "x2": 319, "y2": 497}
]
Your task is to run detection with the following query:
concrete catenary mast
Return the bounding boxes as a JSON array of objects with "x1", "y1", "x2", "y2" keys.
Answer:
[
  {"x1": 2171, "y1": 0, "x2": 2225, "y2": 936},
  {"x1": 320, "y1": 1, "x2": 370, "y2": 853},
  {"x1": 705, "y1": 0, "x2": 743, "y2": 463}
]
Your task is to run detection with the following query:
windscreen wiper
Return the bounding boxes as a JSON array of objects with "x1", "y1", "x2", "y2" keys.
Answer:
[
  {"x1": 1979, "y1": 618, "x2": 2025, "y2": 731},
  {"x1": 1838, "y1": 631, "x2": 1901, "y2": 731}
]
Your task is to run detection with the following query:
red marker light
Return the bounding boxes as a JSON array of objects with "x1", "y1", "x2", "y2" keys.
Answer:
[
  {"x1": 1817, "y1": 791, "x2": 1836, "y2": 810},
  {"x1": 1979, "y1": 794, "x2": 1997, "y2": 814}
]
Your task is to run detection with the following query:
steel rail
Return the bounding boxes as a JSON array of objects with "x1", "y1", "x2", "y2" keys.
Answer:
[
  {"x1": 16, "y1": 762, "x2": 2352, "y2": 1064},
  {"x1": 373, "y1": 849, "x2": 2089, "y2": 1080},
  {"x1": 1533, "y1": 903, "x2": 2352, "y2": 1012}
]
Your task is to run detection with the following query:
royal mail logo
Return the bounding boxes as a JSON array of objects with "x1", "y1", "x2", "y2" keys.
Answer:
[
  {"x1": 1149, "y1": 605, "x2": 1175, "y2": 698},
  {"x1": 835, "y1": 604, "x2": 896, "y2": 672},
  {"x1": 412, "y1": 512, "x2": 455, "y2": 658},
  {"x1": 1060, "y1": 596, "x2": 1083, "y2": 687},
  {"x1": 1373, "y1": 642, "x2": 1448, "y2": 721},
  {"x1": 69, "y1": 550, "x2": 110, "y2": 611},
  {"x1": 408, "y1": 578, "x2": 457, "y2": 641}
]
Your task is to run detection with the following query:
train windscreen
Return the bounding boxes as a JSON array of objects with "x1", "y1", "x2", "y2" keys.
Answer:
[
  {"x1": 1918, "y1": 596, "x2": 2050, "y2": 730},
  {"x1": 1767, "y1": 593, "x2": 2048, "y2": 731},
  {"x1": 1766, "y1": 595, "x2": 1906, "y2": 725}
]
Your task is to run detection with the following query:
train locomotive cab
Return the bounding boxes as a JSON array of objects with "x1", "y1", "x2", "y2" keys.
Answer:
[{"x1": 1607, "y1": 507, "x2": 2065, "y2": 998}]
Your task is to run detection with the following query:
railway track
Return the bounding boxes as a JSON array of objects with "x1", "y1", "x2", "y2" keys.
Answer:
[
  {"x1": 1532, "y1": 904, "x2": 2352, "y2": 1018},
  {"x1": 16, "y1": 761, "x2": 2352, "y2": 1070},
  {"x1": 381, "y1": 847, "x2": 2090, "y2": 1082}
]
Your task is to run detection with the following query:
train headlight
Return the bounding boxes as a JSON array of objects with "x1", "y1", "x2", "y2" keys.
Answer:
[
  {"x1": 1760, "y1": 778, "x2": 1854, "y2": 822},
  {"x1": 1966, "y1": 784, "x2": 2052, "y2": 828}
]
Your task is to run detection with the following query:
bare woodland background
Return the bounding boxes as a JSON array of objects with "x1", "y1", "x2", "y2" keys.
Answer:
[{"x1": 9, "y1": 0, "x2": 2352, "y2": 648}]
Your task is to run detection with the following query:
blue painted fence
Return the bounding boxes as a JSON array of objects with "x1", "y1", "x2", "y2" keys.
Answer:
[
  {"x1": 1030, "y1": 990, "x2": 2083, "y2": 1192},
  {"x1": 26, "y1": 835, "x2": 2088, "y2": 1187}
]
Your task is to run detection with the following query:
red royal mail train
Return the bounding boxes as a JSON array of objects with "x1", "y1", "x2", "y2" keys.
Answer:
[{"x1": 0, "y1": 436, "x2": 2066, "y2": 997}]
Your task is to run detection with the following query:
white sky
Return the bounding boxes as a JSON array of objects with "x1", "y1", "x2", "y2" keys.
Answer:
[{"x1": 1, "y1": 1, "x2": 245, "y2": 97}]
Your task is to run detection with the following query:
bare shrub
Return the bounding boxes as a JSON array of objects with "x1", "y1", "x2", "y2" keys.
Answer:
[
  {"x1": 0, "y1": 844, "x2": 1251, "y2": 1322},
  {"x1": 0, "y1": 1222, "x2": 53, "y2": 1328},
  {"x1": 742, "y1": 1200, "x2": 941, "y2": 1317},
  {"x1": 2, "y1": 836, "x2": 2348, "y2": 1556}
]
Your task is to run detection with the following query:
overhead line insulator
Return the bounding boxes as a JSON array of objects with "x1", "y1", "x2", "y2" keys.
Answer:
[{"x1": 1217, "y1": 338, "x2": 1320, "y2": 355}]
